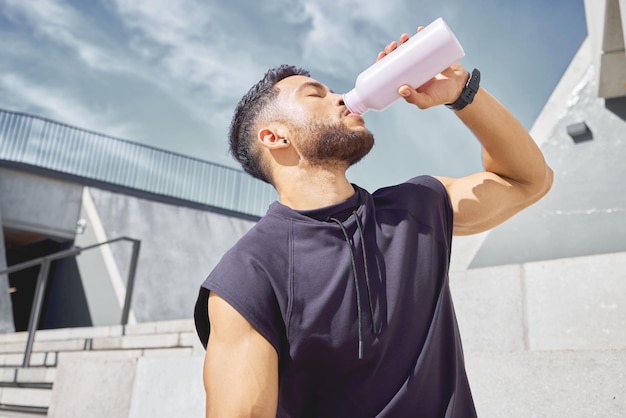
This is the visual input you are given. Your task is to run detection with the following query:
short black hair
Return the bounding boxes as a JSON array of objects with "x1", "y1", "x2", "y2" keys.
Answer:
[{"x1": 229, "y1": 65, "x2": 310, "y2": 184}]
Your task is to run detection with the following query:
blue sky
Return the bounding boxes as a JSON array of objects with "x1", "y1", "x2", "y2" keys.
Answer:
[{"x1": 0, "y1": 0, "x2": 587, "y2": 191}]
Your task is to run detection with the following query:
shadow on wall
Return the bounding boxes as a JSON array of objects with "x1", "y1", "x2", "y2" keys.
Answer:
[{"x1": 605, "y1": 96, "x2": 626, "y2": 120}]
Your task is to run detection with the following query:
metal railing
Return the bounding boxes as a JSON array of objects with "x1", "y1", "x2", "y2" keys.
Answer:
[{"x1": 0, "y1": 237, "x2": 141, "y2": 367}]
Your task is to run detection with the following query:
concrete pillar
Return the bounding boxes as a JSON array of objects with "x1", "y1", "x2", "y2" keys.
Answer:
[{"x1": 0, "y1": 200, "x2": 16, "y2": 333}]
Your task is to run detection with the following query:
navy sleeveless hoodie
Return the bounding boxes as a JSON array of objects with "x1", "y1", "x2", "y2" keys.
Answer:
[{"x1": 194, "y1": 176, "x2": 476, "y2": 417}]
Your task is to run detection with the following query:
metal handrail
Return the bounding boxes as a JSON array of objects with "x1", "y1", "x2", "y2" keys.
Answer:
[{"x1": 0, "y1": 236, "x2": 141, "y2": 367}]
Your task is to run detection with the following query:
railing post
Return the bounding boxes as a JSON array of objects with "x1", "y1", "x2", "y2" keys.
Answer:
[
  {"x1": 120, "y1": 239, "x2": 141, "y2": 327},
  {"x1": 22, "y1": 259, "x2": 51, "y2": 368}
]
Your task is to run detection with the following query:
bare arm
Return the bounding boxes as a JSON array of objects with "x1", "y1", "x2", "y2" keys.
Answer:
[
  {"x1": 435, "y1": 84, "x2": 553, "y2": 235},
  {"x1": 204, "y1": 292, "x2": 278, "y2": 417},
  {"x1": 379, "y1": 35, "x2": 553, "y2": 235}
]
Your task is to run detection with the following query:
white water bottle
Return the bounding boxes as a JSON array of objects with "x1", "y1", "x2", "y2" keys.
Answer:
[{"x1": 343, "y1": 17, "x2": 465, "y2": 115}]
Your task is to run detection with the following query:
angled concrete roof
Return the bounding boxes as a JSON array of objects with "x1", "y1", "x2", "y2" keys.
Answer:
[{"x1": 465, "y1": 0, "x2": 626, "y2": 268}]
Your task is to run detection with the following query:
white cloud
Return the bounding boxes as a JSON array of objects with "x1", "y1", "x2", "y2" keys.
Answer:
[
  {"x1": 1, "y1": 0, "x2": 418, "y2": 135},
  {"x1": 108, "y1": 0, "x2": 259, "y2": 96},
  {"x1": 104, "y1": 0, "x2": 265, "y2": 129},
  {"x1": 2, "y1": 0, "x2": 258, "y2": 132},
  {"x1": 297, "y1": 1, "x2": 467, "y2": 79},
  {"x1": 108, "y1": 0, "x2": 212, "y2": 44},
  {"x1": 260, "y1": 0, "x2": 310, "y2": 24},
  {"x1": 0, "y1": 73, "x2": 140, "y2": 139},
  {"x1": 258, "y1": 0, "x2": 410, "y2": 76},
  {"x1": 1, "y1": 0, "x2": 129, "y2": 73},
  {"x1": 263, "y1": 0, "x2": 401, "y2": 29}
]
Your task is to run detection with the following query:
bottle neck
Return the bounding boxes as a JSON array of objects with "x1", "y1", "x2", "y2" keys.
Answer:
[{"x1": 343, "y1": 89, "x2": 368, "y2": 115}]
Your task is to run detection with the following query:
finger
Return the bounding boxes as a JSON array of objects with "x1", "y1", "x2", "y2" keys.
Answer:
[
  {"x1": 399, "y1": 85, "x2": 413, "y2": 98},
  {"x1": 416, "y1": 25, "x2": 425, "y2": 33},
  {"x1": 384, "y1": 41, "x2": 398, "y2": 55},
  {"x1": 399, "y1": 85, "x2": 435, "y2": 110},
  {"x1": 399, "y1": 33, "x2": 410, "y2": 45},
  {"x1": 376, "y1": 51, "x2": 386, "y2": 62}
]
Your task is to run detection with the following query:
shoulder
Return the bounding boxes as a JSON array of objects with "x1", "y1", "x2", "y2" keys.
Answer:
[
  {"x1": 407, "y1": 175, "x2": 448, "y2": 193},
  {"x1": 370, "y1": 176, "x2": 453, "y2": 236},
  {"x1": 372, "y1": 175, "x2": 450, "y2": 210}
]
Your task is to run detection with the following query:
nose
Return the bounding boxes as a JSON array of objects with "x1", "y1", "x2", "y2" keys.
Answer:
[{"x1": 333, "y1": 93, "x2": 345, "y2": 107}]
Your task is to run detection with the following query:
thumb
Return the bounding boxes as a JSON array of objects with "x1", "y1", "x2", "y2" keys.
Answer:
[{"x1": 399, "y1": 85, "x2": 434, "y2": 110}]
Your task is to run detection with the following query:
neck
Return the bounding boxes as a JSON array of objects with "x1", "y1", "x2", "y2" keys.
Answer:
[{"x1": 273, "y1": 165, "x2": 355, "y2": 211}]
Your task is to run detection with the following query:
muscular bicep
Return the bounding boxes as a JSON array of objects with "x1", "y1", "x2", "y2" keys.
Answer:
[
  {"x1": 204, "y1": 292, "x2": 278, "y2": 417},
  {"x1": 436, "y1": 171, "x2": 551, "y2": 236}
]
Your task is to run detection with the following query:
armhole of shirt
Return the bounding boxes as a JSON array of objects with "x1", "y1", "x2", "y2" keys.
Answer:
[{"x1": 197, "y1": 282, "x2": 282, "y2": 356}]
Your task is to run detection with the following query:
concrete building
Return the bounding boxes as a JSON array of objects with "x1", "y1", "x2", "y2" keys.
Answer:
[
  {"x1": 0, "y1": 110, "x2": 276, "y2": 335},
  {"x1": 0, "y1": 0, "x2": 625, "y2": 416}
]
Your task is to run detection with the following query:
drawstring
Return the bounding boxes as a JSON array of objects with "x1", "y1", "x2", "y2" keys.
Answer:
[
  {"x1": 354, "y1": 214, "x2": 378, "y2": 335},
  {"x1": 328, "y1": 210, "x2": 376, "y2": 360}
]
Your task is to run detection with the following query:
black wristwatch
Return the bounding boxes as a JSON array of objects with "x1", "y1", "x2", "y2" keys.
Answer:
[{"x1": 446, "y1": 68, "x2": 481, "y2": 111}]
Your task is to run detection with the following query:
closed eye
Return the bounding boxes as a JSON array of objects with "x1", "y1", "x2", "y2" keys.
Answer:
[{"x1": 297, "y1": 81, "x2": 332, "y2": 98}]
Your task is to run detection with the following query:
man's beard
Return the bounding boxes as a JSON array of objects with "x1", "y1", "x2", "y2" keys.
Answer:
[{"x1": 297, "y1": 120, "x2": 375, "y2": 168}]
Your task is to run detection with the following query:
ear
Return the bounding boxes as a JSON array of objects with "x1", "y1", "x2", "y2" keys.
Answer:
[{"x1": 258, "y1": 127, "x2": 290, "y2": 150}]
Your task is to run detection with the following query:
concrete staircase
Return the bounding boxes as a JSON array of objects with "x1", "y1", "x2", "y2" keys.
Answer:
[{"x1": 0, "y1": 319, "x2": 202, "y2": 417}]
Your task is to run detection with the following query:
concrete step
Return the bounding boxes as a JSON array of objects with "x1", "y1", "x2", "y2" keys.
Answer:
[
  {"x1": 57, "y1": 347, "x2": 197, "y2": 363},
  {"x1": 0, "y1": 346, "x2": 201, "y2": 417},
  {"x1": 123, "y1": 319, "x2": 195, "y2": 336},
  {"x1": 0, "y1": 387, "x2": 51, "y2": 410},
  {"x1": 0, "y1": 411, "x2": 46, "y2": 418},
  {"x1": 0, "y1": 375, "x2": 52, "y2": 417},
  {"x1": 1, "y1": 332, "x2": 196, "y2": 355},
  {"x1": 0, "y1": 339, "x2": 86, "y2": 355},
  {"x1": 0, "y1": 319, "x2": 195, "y2": 347},
  {"x1": 0, "y1": 321, "x2": 198, "y2": 357},
  {"x1": 0, "y1": 368, "x2": 55, "y2": 386},
  {"x1": 0, "y1": 319, "x2": 202, "y2": 418},
  {"x1": 91, "y1": 332, "x2": 185, "y2": 351},
  {"x1": 0, "y1": 406, "x2": 47, "y2": 417},
  {"x1": 0, "y1": 353, "x2": 57, "y2": 368},
  {"x1": 0, "y1": 325, "x2": 120, "y2": 346},
  {"x1": 1, "y1": 337, "x2": 202, "y2": 368}
]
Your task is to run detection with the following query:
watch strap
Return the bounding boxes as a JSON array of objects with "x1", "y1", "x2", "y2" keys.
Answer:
[{"x1": 446, "y1": 68, "x2": 481, "y2": 111}]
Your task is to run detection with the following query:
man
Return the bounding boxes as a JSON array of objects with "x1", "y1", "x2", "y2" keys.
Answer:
[{"x1": 194, "y1": 32, "x2": 553, "y2": 417}]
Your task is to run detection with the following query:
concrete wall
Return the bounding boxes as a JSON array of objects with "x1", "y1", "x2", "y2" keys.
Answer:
[
  {"x1": 80, "y1": 186, "x2": 257, "y2": 323},
  {"x1": 450, "y1": 251, "x2": 626, "y2": 417},
  {"x1": 470, "y1": 39, "x2": 626, "y2": 268},
  {"x1": 0, "y1": 165, "x2": 260, "y2": 330},
  {"x1": 0, "y1": 167, "x2": 82, "y2": 333},
  {"x1": 0, "y1": 166, "x2": 257, "y2": 327},
  {"x1": 0, "y1": 168, "x2": 82, "y2": 239},
  {"x1": 73, "y1": 188, "x2": 130, "y2": 326}
]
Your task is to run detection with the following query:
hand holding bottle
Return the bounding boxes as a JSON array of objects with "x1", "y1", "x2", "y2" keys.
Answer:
[
  {"x1": 343, "y1": 18, "x2": 466, "y2": 115},
  {"x1": 376, "y1": 26, "x2": 469, "y2": 110}
]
